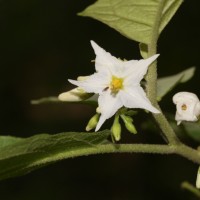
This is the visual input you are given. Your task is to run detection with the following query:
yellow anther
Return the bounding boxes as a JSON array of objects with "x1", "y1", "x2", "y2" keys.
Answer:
[
  {"x1": 181, "y1": 104, "x2": 187, "y2": 111},
  {"x1": 110, "y1": 76, "x2": 123, "y2": 93}
]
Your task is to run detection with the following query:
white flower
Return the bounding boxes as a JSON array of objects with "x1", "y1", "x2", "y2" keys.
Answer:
[
  {"x1": 68, "y1": 41, "x2": 160, "y2": 131},
  {"x1": 173, "y1": 91, "x2": 200, "y2": 125}
]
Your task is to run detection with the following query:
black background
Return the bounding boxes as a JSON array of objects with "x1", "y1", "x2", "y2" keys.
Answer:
[{"x1": 0, "y1": 0, "x2": 200, "y2": 199}]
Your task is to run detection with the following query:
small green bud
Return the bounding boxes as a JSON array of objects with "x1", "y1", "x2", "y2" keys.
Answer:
[
  {"x1": 111, "y1": 115, "x2": 121, "y2": 142},
  {"x1": 120, "y1": 115, "x2": 137, "y2": 134},
  {"x1": 196, "y1": 166, "x2": 200, "y2": 188},
  {"x1": 86, "y1": 113, "x2": 100, "y2": 131}
]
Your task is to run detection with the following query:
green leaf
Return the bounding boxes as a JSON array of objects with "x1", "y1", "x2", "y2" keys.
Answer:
[
  {"x1": 79, "y1": 0, "x2": 183, "y2": 44},
  {"x1": 157, "y1": 67, "x2": 195, "y2": 100},
  {"x1": 0, "y1": 131, "x2": 110, "y2": 181},
  {"x1": 31, "y1": 95, "x2": 98, "y2": 105},
  {"x1": 139, "y1": 43, "x2": 148, "y2": 59}
]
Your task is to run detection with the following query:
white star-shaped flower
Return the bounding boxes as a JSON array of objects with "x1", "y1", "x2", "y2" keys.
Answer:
[{"x1": 65, "y1": 41, "x2": 160, "y2": 131}]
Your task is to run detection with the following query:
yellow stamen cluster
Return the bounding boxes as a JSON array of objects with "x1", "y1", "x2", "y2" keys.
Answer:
[{"x1": 110, "y1": 76, "x2": 123, "y2": 93}]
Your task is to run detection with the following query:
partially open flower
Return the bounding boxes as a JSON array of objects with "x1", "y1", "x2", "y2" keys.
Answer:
[{"x1": 173, "y1": 92, "x2": 200, "y2": 125}]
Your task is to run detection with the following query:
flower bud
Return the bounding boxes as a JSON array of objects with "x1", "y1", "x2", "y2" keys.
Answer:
[
  {"x1": 111, "y1": 115, "x2": 121, "y2": 141},
  {"x1": 120, "y1": 115, "x2": 137, "y2": 134},
  {"x1": 196, "y1": 166, "x2": 200, "y2": 188},
  {"x1": 96, "y1": 107, "x2": 101, "y2": 114},
  {"x1": 77, "y1": 76, "x2": 89, "y2": 81},
  {"x1": 86, "y1": 113, "x2": 100, "y2": 131},
  {"x1": 58, "y1": 87, "x2": 91, "y2": 102},
  {"x1": 173, "y1": 92, "x2": 200, "y2": 125}
]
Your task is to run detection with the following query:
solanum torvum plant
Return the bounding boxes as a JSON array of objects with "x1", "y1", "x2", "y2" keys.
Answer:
[{"x1": 1, "y1": 0, "x2": 200, "y2": 198}]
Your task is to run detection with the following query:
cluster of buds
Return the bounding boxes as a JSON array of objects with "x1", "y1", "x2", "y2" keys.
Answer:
[{"x1": 173, "y1": 92, "x2": 200, "y2": 125}]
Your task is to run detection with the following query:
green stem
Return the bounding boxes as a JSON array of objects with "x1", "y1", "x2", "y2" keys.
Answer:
[
  {"x1": 153, "y1": 107, "x2": 180, "y2": 145},
  {"x1": 142, "y1": 0, "x2": 200, "y2": 166},
  {"x1": 37, "y1": 144, "x2": 175, "y2": 166},
  {"x1": 175, "y1": 143, "x2": 200, "y2": 164},
  {"x1": 143, "y1": 0, "x2": 200, "y2": 165},
  {"x1": 145, "y1": 0, "x2": 180, "y2": 145},
  {"x1": 78, "y1": 144, "x2": 200, "y2": 164},
  {"x1": 39, "y1": 143, "x2": 200, "y2": 165}
]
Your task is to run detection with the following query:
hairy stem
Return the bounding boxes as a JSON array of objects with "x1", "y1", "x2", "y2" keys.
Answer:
[
  {"x1": 45, "y1": 143, "x2": 200, "y2": 165},
  {"x1": 145, "y1": 0, "x2": 180, "y2": 145},
  {"x1": 142, "y1": 0, "x2": 200, "y2": 165},
  {"x1": 76, "y1": 143, "x2": 200, "y2": 164}
]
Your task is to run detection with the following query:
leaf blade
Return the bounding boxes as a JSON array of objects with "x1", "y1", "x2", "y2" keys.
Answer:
[
  {"x1": 79, "y1": 0, "x2": 183, "y2": 44},
  {"x1": 0, "y1": 131, "x2": 110, "y2": 180},
  {"x1": 157, "y1": 67, "x2": 195, "y2": 100}
]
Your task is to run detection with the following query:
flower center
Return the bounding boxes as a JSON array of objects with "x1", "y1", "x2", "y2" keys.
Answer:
[
  {"x1": 110, "y1": 76, "x2": 123, "y2": 93},
  {"x1": 181, "y1": 104, "x2": 187, "y2": 111}
]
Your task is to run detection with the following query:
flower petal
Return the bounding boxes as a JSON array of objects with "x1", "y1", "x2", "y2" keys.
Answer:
[
  {"x1": 91, "y1": 40, "x2": 122, "y2": 74},
  {"x1": 123, "y1": 54, "x2": 159, "y2": 84},
  {"x1": 120, "y1": 86, "x2": 160, "y2": 113},
  {"x1": 95, "y1": 91, "x2": 123, "y2": 131},
  {"x1": 69, "y1": 72, "x2": 110, "y2": 94}
]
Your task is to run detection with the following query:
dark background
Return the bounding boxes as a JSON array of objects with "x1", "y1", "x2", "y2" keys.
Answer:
[{"x1": 0, "y1": 0, "x2": 200, "y2": 199}]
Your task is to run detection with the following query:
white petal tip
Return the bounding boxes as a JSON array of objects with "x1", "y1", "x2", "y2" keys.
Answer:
[
  {"x1": 95, "y1": 116, "x2": 106, "y2": 132},
  {"x1": 90, "y1": 40, "x2": 95, "y2": 45},
  {"x1": 95, "y1": 123, "x2": 101, "y2": 132},
  {"x1": 154, "y1": 110, "x2": 161, "y2": 114},
  {"x1": 90, "y1": 40, "x2": 97, "y2": 48},
  {"x1": 95, "y1": 127, "x2": 99, "y2": 132},
  {"x1": 68, "y1": 79, "x2": 78, "y2": 86},
  {"x1": 149, "y1": 107, "x2": 160, "y2": 114},
  {"x1": 147, "y1": 54, "x2": 160, "y2": 62}
]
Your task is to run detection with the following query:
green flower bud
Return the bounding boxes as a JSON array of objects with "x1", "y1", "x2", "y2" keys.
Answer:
[
  {"x1": 111, "y1": 115, "x2": 121, "y2": 142},
  {"x1": 196, "y1": 166, "x2": 200, "y2": 188},
  {"x1": 120, "y1": 114, "x2": 137, "y2": 134},
  {"x1": 86, "y1": 113, "x2": 100, "y2": 131}
]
